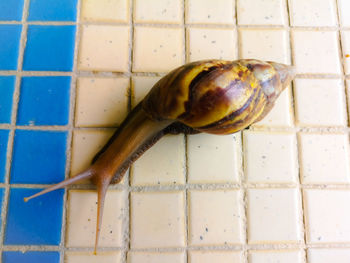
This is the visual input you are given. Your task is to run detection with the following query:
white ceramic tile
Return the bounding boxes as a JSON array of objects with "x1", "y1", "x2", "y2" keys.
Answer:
[
  {"x1": 239, "y1": 29, "x2": 290, "y2": 64},
  {"x1": 134, "y1": 0, "x2": 182, "y2": 24},
  {"x1": 81, "y1": 0, "x2": 129, "y2": 22},
  {"x1": 252, "y1": 87, "x2": 293, "y2": 127},
  {"x1": 243, "y1": 131, "x2": 298, "y2": 184},
  {"x1": 65, "y1": 251, "x2": 122, "y2": 263},
  {"x1": 187, "y1": 27, "x2": 237, "y2": 62},
  {"x1": 188, "y1": 250, "x2": 243, "y2": 263},
  {"x1": 304, "y1": 189, "x2": 350, "y2": 243},
  {"x1": 78, "y1": 25, "x2": 130, "y2": 72},
  {"x1": 308, "y1": 248, "x2": 350, "y2": 263},
  {"x1": 249, "y1": 250, "x2": 303, "y2": 263},
  {"x1": 132, "y1": 76, "x2": 161, "y2": 108},
  {"x1": 127, "y1": 252, "x2": 185, "y2": 263},
  {"x1": 298, "y1": 133, "x2": 350, "y2": 184},
  {"x1": 75, "y1": 77, "x2": 129, "y2": 127},
  {"x1": 130, "y1": 191, "x2": 186, "y2": 248},
  {"x1": 290, "y1": 0, "x2": 337, "y2": 26},
  {"x1": 294, "y1": 78, "x2": 347, "y2": 127},
  {"x1": 341, "y1": 31, "x2": 350, "y2": 75},
  {"x1": 133, "y1": 27, "x2": 183, "y2": 72},
  {"x1": 131, "y1": 135, "x2": 185, "y2": 186},
  {"x1": 292, "y1": 30, "x2": 341, "y2": 74},
  {"x1": 247, "y1": 188, "x2": 302, "y2": 243},
  {"x1": 66, "y1": 190, "x2": 125, "y2": 247},
  {"x1": 188, "y1": 190, "x2": 244, "y2": 246},
  {"x1": 186, "y1": 0, "x2": 235, "y2": 24},
  {"x1": 237, "y1": 0, "x2": 287, "y2": 25},
  {"x1": 187, "y1": 133, "x2": 240, "y2": 184},
  {"x1": 338, "y1": 0, "x2": 350, "y2": 26}
]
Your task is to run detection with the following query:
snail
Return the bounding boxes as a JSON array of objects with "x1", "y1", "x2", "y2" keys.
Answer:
[{"x1": 24, "y1": 59, "x2": 295, "y2": 253}]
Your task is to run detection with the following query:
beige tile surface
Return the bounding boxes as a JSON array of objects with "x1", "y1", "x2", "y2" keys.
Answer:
[
  {"x1": 66, "y1": 251, "x2": 122, "y2": 263},
  {"x1": 308, "y1": 248, "x2": 350, "y2": 263},
  {"x1": 338, "y1": 0, "x2": 350, "y2": 26},
  {"x1": 341, "y1": 31, "x2": 350, "y2": 75},
  {"x1": 187, "y1": 133, "x2": 240, "y2": 184},
  {"x1": 127, "y1": 252, "x2": 185, "y2": 263},
  {"x1": 247, "y1": 189, "x2": 303, "y2": 243},
  {"x1": 81, "y1": 0, "x2": 129, "y2": 22},
  {"x1": 248, "y1": 250, "x2": 303, "y2": 263},
  {"x1": 130, "y1": 191, "x2": 186, "y2": 248},
  {"x1": 75, "y1": 77, "x2": 129, "y2": 127},
  {"x1": 188, "y1": 190, "x2": 244, "y2": 246},
  {"x1": 237, "y1": 0, "x2": 287, "y2": 26},
  {"x1": 188, "y1": 250, "x2": 243, "y2": 263},
  {"x1": 66, "y1": 190, "x2": 126, "y2": 247},
  {"x1": 78, "y1": 25, "x2": 130, "y2": 71},
  {"x1": 131, "y1": 76, "x2": 161, "y2": 107}
]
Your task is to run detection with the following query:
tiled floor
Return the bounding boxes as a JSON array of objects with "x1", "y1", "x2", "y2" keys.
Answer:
[{"x1": 0, "y1": 0, "x2": 349, "y2": 262}]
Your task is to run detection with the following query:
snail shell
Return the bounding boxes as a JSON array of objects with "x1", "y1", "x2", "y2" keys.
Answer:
[{"x1": 24, "y1": 59, "x2": 295, "y2": 253}]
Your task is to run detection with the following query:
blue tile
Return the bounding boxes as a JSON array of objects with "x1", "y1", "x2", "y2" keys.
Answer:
[
  {"x1": 10, "y1": 130, "x2": 67, "y2": 184},
  {"x1": 28, "y1": 0, "x2": 77, "y2": 21},
  {"x1": 2, "y1": 251, "x2": 60, "y2": 263},
  {"x1": 0, "y1": 0, "x2": 24, "y2": 21},
  {"x1": 0, "y1": 188, "x2": 4, "y2": 225},
  {"x1": 17, "y1": 77, "x2": 71, "y2": 126},
  {"x1": 0, "y1": 130, "x2": 9, "y2": 183},
  {"x1": 0, "y1": 25, "x2": 22, "y2": 70},
  {"x1": 23, "y1": 25, "x2": 76, "y2": 71},
  {"x1": 4, "y1": 188, "x2": 63, "y2": 245},
  {"x1": 0, "y1": 76, "x2": 15, "y2": 123}
]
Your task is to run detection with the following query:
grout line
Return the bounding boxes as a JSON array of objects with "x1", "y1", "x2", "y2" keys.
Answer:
[
  {"x1": 0, "y1": 0, "x2": 30, "y2": 254},
  {"x1": 59, "y1": 0, "x2": 82, "y2": 261}
]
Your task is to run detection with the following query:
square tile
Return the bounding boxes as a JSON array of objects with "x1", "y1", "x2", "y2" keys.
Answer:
[
  {"x1": 128, "y1": 252, "x2": 185, "y2": 263},
  {"x1": 0, "y1": 25, "x2": 22, "y2": 70},
  {"x1": 10, "y1": 130, "x2": 67, "y2": 184},
  {"x1": 4, "y1": 188, "x2": 63, "y2": 245},
  {"x1": 252, "y1": 88, "x2": 293, "y2": 127},
  {"x1": 0, "y1": 0, "x2": 24, "y2": 21},
  {"x1": 66, "y1": 190, "x2": 125, "y2": 247},
  {"x1": 188, "y1": 250, "x2": 243, "y2": 263},
  {"x1": 71, "y1": 130, "x2": 114, "y2": 177},
  {"x1": 131, "y1": 135, "x2": 185, "y2": 186},
  {"x1": 239, "y1": 29, "x2": 290, "y2": 64},
  {"x1": 130, "y1": 191, "x2": 186, "y2": 248},
  {"x1": 75, "y1": 77, "x2": 129, "y2": 127},
  {"x1": 28, "y1": 0, "x2": 77, "y2": 21},
  {"x1": 187, "y1": 133, "x2": 240, "y2": 184},
  {"x1": 186, "y1": 0, "x2": 235, "y2": 24},
  {"x1": 17, "y1": 77, "x2": 71, "y2": 126},
  {"x1": 131, "y1": 76, "x2": 161, "y2": 107},
  {"x1": 294, "y1": 78, "x2": 347, "y2": 127},
  {"x1": 338, "y1": 0, "x2": 350, "y2": 26},
  {"x1": 188, "y1": 190, "x2": 244, "y2": 246},
  {"x1": 292, "y1": 30, "x2": 341, "y2": 74},
  {"x1": 247, "y1": 188, "x2": 302, "y2": 243},
  {"x1": 23, "y1": 25, "x2": 76, "y2": 71},
  {"x1": 248, "y1": 250, "x2": 303, "y2": 263},
  {"x1": 308, "y1": 248, "x2": 350, "y2": 263},
  {"x1": 78, "y1": 25, "x2": 129, "y2": 72},
  {"x1": 0, "y1": 130, "x2": 9, "y2": 183},
  {"x1": 133, "y1": 27, "x2": 183, "y2": 72},
  {"x1": 65, "y1": 251, "x2": 122, "y2": 263},
  {"x1": 290, "y1": 0, "x2": 337, "y2": 26},
  {"x1": 134, "y1": 0, "x2": 182, "y2": 24},
  {"x1": 81, "y1": 0, "x2": 129, "y2": 22},
  {"x1": 0, "y1": 76, "x2": 15, "y2": 124},
  {"x1": 304, "y1": 189, "x2": 350, "y2": 243},
  {"x1": 298, "y1": 133, "x2": 350, "y2": 184},
  {"x1": 243, "y1": 131, "x2": 298, "y2": 184},
  {"x1": 237, "y1": 0, "x2": 287, "y2": 26},
  {"x1": 2, "y1": 251, "x2": 60, "y2": 263},
  {"x1": 187, "y1": 27, "x2": 237, "y2": 62},
  {"x1": 341, "y1": 31, "x2": 350, "y2": 75}
]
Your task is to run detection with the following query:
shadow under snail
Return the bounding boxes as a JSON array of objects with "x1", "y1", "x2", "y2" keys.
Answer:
[{"x1": 24, "y1": 59, "x2": 295, "y2": 253}]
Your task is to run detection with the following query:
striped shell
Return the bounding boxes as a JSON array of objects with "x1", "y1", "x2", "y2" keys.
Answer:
[{"x1": 143, "y1": 59, "x2": 294, "y2": 134}]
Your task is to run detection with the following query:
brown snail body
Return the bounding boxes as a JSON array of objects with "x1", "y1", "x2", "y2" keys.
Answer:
[{"x1": 24, "y1": 59, "x2": 295, "y2": 253}]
